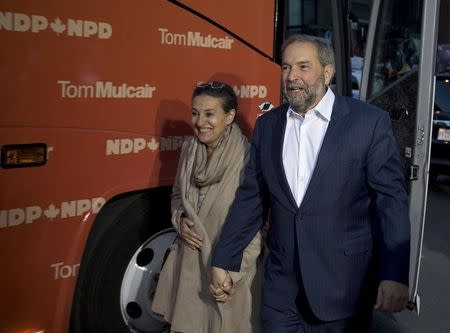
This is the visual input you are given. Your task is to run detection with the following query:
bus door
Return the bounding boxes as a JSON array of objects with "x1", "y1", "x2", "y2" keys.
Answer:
[
  {"x1": 282, "y1": 0, "x2": 439, "y2": 313},
  {"x1": 358, "y1": 0, "x2": 440, "y2": 313}
]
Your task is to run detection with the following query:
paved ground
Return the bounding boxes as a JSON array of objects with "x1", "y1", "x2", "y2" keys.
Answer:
[{"x1": 371, "y1": 176, "x2": 450, "y2": 333}]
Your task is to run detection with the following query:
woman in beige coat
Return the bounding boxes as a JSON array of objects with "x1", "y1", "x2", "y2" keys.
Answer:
[{"x1": 152, "y1": 81, "x2": 262, "y2": 333}]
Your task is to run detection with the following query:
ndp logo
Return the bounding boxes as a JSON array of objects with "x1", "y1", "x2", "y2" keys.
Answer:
[
  {"x1": 233, "y1": 85, "x2": 268, "y2": 99},
  {"x1": 0, "y1": 197, "x2": 105, "y2": 229},
  {"x1": 0, "y1": 11, "x2": 112, "y2": 39},
  {"x1": 106, "y1": 136, "x2": 192, "y2": 155}
]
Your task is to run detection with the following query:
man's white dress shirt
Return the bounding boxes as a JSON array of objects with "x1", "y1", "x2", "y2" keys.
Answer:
[{"x1": 282, "y1": 88, "x2": 335, "y2": 207}]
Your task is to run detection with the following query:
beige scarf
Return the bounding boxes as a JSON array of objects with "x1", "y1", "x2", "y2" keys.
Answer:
[
  {"x1": 152, "y1": 123, "x2": 262, "y2": 333},
  {"x1": 193, "y1": 125, "x2": 231, "y2": 188}
]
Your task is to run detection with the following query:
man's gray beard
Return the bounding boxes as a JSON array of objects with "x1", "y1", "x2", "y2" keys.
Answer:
[
  {"x1": 285, "y1": 75, "x2": 325, "y2": 114},
  {"x1": 286, "y1": 90, "x2": 316, "y2": 114}
]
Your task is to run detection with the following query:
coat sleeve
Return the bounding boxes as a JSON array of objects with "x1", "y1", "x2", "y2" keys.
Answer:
[
  {"x1": 211, "y1": 118, "x2": 269, "y2": 272},
  {"x1": 366, "y1": 110, "x2": 411, "y2": 285}
]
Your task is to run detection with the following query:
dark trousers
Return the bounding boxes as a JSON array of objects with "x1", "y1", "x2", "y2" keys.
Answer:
[
  {"x1": 261, "y1": 289, "x2": 373, "y2": 333},
  {"x1": 262, "y1": 250, "x2": 374, "y2": 333}
]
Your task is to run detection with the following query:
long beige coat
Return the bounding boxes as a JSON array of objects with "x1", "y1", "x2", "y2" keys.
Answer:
[{"x1": 152, "y1": 127, "x2": 262, "y2": 333}]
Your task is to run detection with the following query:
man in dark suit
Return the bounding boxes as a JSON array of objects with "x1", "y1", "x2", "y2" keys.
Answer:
[{"x1": 209, "y1": 34, "x2": 410, "y2": 333}]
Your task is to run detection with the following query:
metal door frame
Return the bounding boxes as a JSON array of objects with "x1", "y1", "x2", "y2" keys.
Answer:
[{"x1": 360, "y1": 0, "x2": 440, "y2": 312}]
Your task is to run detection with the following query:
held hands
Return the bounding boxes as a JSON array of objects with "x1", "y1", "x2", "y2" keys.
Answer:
[
  {"x1": 375, "y1": 280, "x2": 409, "y2": 312},
  {"x1": 209, "y1": 266, "x2": 235, "y2": 303},
  {"x1": 179, "y1": 216, "x2": 203, "y2": 250}
]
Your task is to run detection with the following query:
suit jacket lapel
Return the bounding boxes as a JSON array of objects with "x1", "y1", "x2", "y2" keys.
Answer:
[
  {"x1": 272, "y1": 105, "x2": 298, "y2": 212},
  {"x1": 300, "y1": 95, "x2": 350, "y2": 210}
]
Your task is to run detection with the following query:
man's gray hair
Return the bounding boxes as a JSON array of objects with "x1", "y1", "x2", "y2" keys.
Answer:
[{"x1": 281, "y1": 34, "x2": 335, "y2": 68}]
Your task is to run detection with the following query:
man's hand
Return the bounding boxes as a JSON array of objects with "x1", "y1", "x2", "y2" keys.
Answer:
[
  {"x1": 209, "y1": 266, "x2": 235, "y2": 303},
  {"x1": 375, "y1": 280, "x2": 409, "y2": 312},
  {"x1": 179, "y1": 217, "x2": 202, "y2": 250}
]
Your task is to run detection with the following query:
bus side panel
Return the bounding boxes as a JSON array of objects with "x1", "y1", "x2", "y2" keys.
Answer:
[
  {"x1": 0, "y1": 0, "x2": 280, "y2": 332},
  {"x1": 178, "y1": 0, "x2": 276, "y2": 57}
]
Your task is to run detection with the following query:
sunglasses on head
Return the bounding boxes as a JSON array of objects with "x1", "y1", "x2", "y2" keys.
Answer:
[{"x1": 196, "y1": 81, "x2": 225, "y2": 89}]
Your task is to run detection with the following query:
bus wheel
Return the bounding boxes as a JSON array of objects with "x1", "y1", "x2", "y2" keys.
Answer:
[
  {"x1": 70, "y1": 191, "x2": 174, "y2": 333},
  {"x1": 120, "y1": 228, "x2": 177, "y2": 332}
]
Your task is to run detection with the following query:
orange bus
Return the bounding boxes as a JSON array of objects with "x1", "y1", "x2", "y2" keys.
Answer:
[
  {"x1": 1, "y1": 0, "x2": 444, "y2": 332},
  {"x1": 0, "y1": 1, "x2": 281, "y2": 332}
]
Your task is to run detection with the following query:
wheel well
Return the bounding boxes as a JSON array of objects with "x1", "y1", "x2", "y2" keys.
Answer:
[
  {"x1": 79, "y1": 187, "x2": 172, "y2": 265},
  {"x1": 70, "y1": 186, "x2": 172, "y2": 333}
]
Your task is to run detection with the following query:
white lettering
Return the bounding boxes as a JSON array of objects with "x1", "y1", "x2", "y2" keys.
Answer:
[
  {"x1": 241, "y1": 85, "x2": 251, "y2": 98},
  {"x1": 51, "y1": 262, "x2": 64, "y2": 279},
  {"x1": 58, "y1": 80, "x2": 94, "y2": 98},
  {"x1": 73, "y1": 263, "x2": 80, "y2": 276},
  {"x1": 0, "y1": 12, "x2": 111, "y2": 39},
  {"x1": 172, "y1": 136, "x2": 183, "y2": 151},
  {"x1": 159, "y1": 27, "x2": 186, "y2": 45},
  {"x1": 0, "y1": 12, "x2": 13, "y2": 30},
  {"x1": 250, "y1": 85, "x2": 259, "y2": 98},
  {"x1": 66, "y1": 85, "x2": 78, "y2": 98},
  {"x1": 47, "y1": 146, "x2": 54, "y2": 159},
  {"x1": 159, "y1": 136, "x2": 184, "y2": 151},
  {"x1": 0, "y1": 206, "x2": 42, "y2": 227},
  {"x1": 106, "y1": 139, "x2": 120, "y2": 155},
  {"x1": 59, "y1": 81, "x2": 155, "y2": 99},
  {"x1": 8, "y1": 208, "x2": 25, "y2": 226},
  {"x1": 60, "y1": 265, "x2": 72, "y2": 278},
  {"x1": 160, "y1": 137, "x2": 172, "y2": 151},
  {"x1": 0, "y1": 210, "x2": 7, "y2": 228},
  {"x1": 96, "y1": 81, "x2": 111, "y2": 98},
  {"x1": 61, "y1": 201, "x2": 76, "y2": 218},
  {"x1": 106, "y1": 136, "x2": 192, "y2": 155},
  {"x1": 1, "y1": 13, "x2": 53, "y2": 34},
  {"x1": 95, "y1": 81, "x2": 155, "y2": 99},
  {"x1": 158, "y1": 28, "x2": 167, "y2": 43},
  {"x1": 133, "y1": 138, "x2": 146, "y2": 153},
  {"x1": 83, "y1": 20, "x2": 97, "y2": 37},
  {"x1": 14, "y1": 13, "x2": 30, "y2": 32},
  {"x1": 77, "y1": 199, "x2": 91, "y2": 216},
  {"x1": 120, "y1": 139, "x2": 133, "y2": 154},
  {"x1": 32, "y1": 15, "x2": 48, "y2": 33},
  {"x1": 26, "y1": 206, "x2": 42, "y2": 223},
  {"x1": 1, "y1": 197, "x2": 106, "y2": 229},
  {"x1": 237, "y1": 85, "x2": 268, "y2": 98},
  {"x1": 159, "y1": 28, "x2": 233, "y2": 49},
  {"x1": 98, "y1": 22, "x2": 112, "y2": 39},
  {"x1": 79, "y1": 85, "x2": 94, "y2": 98},
  {"x1": 91, "y1": 197, "x2": 105, "y2": 214},
  {"x1": 58, "y1": 80, "x2": 70, "y2": 97},
  {"x1": 51, "y1": 262, "x2": 80, "y2": 279},
  {"x1": 258, "y1": 85, "x2": 268, "y2": 98},
  {"x1": 67, "y1": 19, "x2": 82, "y2": 37},
  {"x1": 187, "y1": 31, "x2": 200, "y2": 46}
]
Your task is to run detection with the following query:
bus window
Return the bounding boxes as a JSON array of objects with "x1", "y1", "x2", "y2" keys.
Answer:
[
  {"x1": 349, "y1": 1, "x2": 372, "y2": 99},
  {"x1": 285, "y1": 0, "x2": 334, "y2": 40},
  {"x1": 368, "y1": 0, "x2": 422, "y2": 98},
  {"x1": 284, "y1": 0, "x2": 372, "y2": 99}
]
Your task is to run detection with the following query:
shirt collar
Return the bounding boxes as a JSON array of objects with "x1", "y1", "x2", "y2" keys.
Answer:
[{"x1": 287, "y1": 87, "x2": 335, "y2": 121}]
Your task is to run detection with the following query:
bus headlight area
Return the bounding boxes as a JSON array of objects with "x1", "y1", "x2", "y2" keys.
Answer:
[{"x1": 1, "y1": 143, "x2": 47, "y2": 169}]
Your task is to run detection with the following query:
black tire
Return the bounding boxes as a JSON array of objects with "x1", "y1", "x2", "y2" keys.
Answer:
[{"x1": 70, "y1": 189, "x2": 172, "y2": 333}]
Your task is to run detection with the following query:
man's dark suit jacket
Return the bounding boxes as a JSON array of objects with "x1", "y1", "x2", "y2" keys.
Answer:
[{"x1": 211, "y1": 94, "x2": 411, "y2": 322}]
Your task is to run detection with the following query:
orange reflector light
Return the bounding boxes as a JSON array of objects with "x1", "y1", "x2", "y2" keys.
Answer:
[{"x1": 1, "y1": 143, "x2": 47, "y2": 168}]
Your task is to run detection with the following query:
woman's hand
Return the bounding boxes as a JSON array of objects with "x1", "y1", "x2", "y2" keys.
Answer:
[{"x1": 180, "y1": 217, "x2": 203, "y2": 250}]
